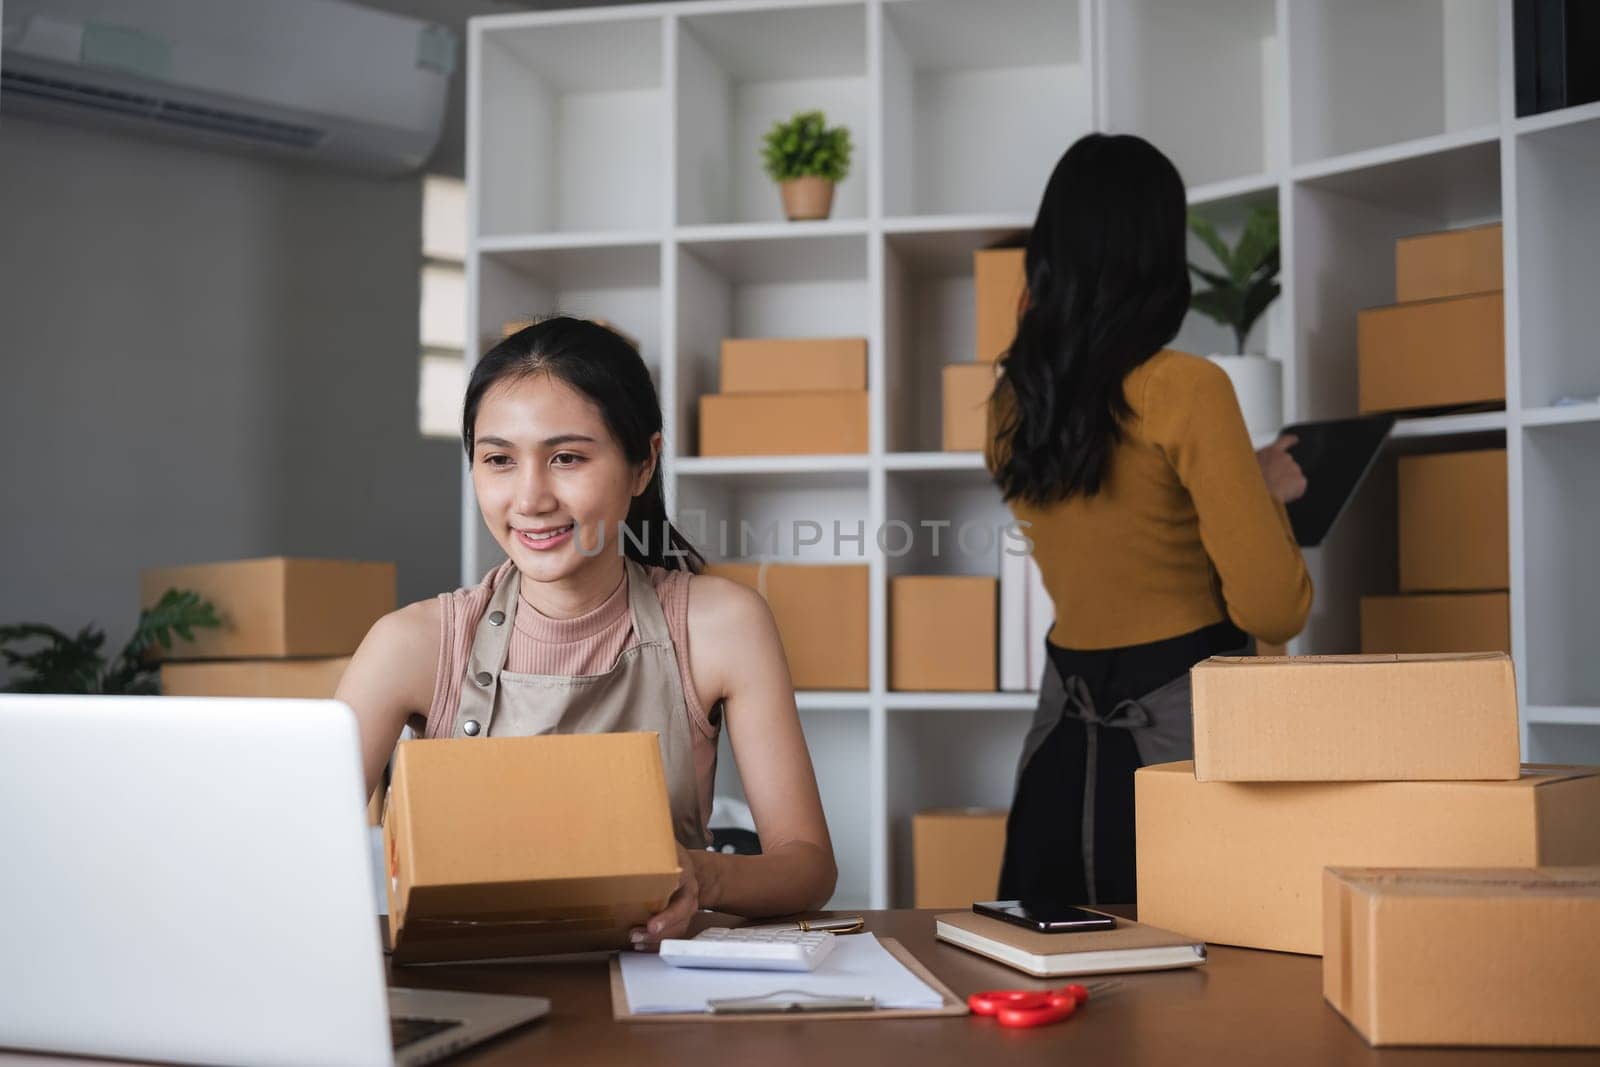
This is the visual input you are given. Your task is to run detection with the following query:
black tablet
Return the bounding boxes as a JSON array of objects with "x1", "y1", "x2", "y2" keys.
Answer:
[{"x1": 1281, "y1": 415, "x2": 1396, "y2": 547}]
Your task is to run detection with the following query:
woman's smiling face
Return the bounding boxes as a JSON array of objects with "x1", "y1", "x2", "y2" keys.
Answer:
[{"x1": 471, "y1": 372, "x2": 655, "y2": 583}]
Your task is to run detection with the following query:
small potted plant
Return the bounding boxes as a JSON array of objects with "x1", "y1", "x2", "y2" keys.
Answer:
[
  {"x1": 761, "y1": 110, "x2": 852, "y2": 222},
  {"x1": 1, "y1": 589, "x2": 220, "y2": 694},
  {"x1": 1188, "y1": 205, "x2": 1284, "y2": 439}
]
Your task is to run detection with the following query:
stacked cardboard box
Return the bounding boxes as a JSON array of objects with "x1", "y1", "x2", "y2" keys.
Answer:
[
  {"x1": 1137, "y1": 652, "x2": 1600, "y2": 1046},
  {"x1": 890, "y1": 576, "x2": 997, "y2": 691},
  {"x1": 704, "y1": 561, "x2": 868, "y2": 690},
  {"x1": 698, "y1": 338, "x2": 868, "y2": 456},
  {"x1": 1358, "y1": 222, "x2": 1504, "y2": 415},
  {"x1": 941, "y1": 247, "x2": 1025, "y2": 452},
  {"x1": 144, "y1": 557, "x2": 395, "y2": 822},
  {"x1": 1362, "y1": 448, "x2": 1509, "y2": 654}
]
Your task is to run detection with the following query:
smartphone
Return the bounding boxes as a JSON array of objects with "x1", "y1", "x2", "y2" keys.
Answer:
[{"x1": 973, "y1": 900, "x2": 1117, "y2": 933}]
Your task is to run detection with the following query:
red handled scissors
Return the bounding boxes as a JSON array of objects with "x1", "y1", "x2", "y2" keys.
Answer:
[{"x1": 967, "y1": 980, "x2": 1117, "y2": 1029}]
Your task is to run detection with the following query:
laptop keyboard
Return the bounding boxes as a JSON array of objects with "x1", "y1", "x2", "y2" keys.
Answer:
[{"x1": 391, "y1": 1015, "x2": 464, "y2": 1050}]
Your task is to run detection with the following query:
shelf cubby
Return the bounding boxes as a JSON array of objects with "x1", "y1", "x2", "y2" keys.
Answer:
[
  {"x1": 880, "y1": 0, "x2": 1090, "y2": 217},
  {"x1": 1522, "y1": 421, "x2": 1600, "y2": 712},
  {"x1": 477, "y1": 18, "x2": 666, "y2": 237},
  {"x1": 675, "y1": 3, "x2": 869, "y2": 227},
  {"x1": 672, "y1": 466, "x2": 870, "y2": 567}
]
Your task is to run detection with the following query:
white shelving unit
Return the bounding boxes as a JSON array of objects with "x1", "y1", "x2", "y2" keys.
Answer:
[{"x1": 466, "y1": 0, "x2": 1600, "y2": 908}]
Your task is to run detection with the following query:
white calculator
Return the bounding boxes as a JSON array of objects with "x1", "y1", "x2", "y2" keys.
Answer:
[{"x1": 657, "y1": 927, "x2": 838, "y2": 972}]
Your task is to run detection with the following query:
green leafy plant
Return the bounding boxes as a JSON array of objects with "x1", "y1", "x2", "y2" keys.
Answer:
[
  {"x1": 1187, "y1": 205, "x2": 1281, "y2": 353},
  {"x1": 1, "y1": 589, "x2": 221, "y2": 695},
  {"x1": 761, "y1": 110, "x2": 852, "y2": 183}
]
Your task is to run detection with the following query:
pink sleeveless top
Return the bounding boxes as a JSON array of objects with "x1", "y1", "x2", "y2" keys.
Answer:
[{"x1": 425, "y1": 560, "x2": 721, "y2": 827}]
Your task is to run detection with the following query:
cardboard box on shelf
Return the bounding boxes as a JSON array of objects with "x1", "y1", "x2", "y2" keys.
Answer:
[
  {"x1": 942, "y1": 363, "x2": 999, "y2": 451},
  {"x1": 384, "y1": 732, "x2": 681, "y2": 964},
  {"x1": 1398, "y1": 449, "x2": 1509, "y2": 592},
  {"x1": 1357, "y1": 291, "x2": 1504, "y2": 414},
  {"x1": 1360, "y1": 593, "x2": 1510, "y2": 654},
  {"x1": 974, "y1": 247, "x2": 1027, "y2": 363},
  {"x1": 1135, "y1": 762, "x2": 1600, "y2": 956},
  {"x1": 913, "y1": 809, "x2": 1008, "y2": 908},
  {"x1": 698, "y1": 391, "x2": 868, "y2": 456},
  {"x1": 1395, "y1": 222, "x2": 1502, "y2": 303},
  {"x1": 160, "y1": 657, "x2": 352, "y2": 699},
  {"x1": 704, "y1": 562, "x2": 869, "y2": 690},
  {"x1": 719, "y1": 338, "x2": 867, "y2": 394},
  {"x1": 140, "y1": 558, "x2": 395, "y2": 660},
  {"x1": 890, "y1": 576, "x2": 998, "y2": 692},
  {"x1": 1191, "y1": 653, "x2": 1520, "y2": 783},
  {"x1": 1324, "y1": 866, "x2": 1600, "y2": 1047}
]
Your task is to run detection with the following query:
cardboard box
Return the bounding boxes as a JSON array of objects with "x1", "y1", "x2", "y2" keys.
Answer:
[
  {"x1": 942, "y1": 363, "x2": 998, "y2": 451},
  {"x1": 1191, "y1": 653, "x2": 1520, "y2": 782},
  {"x1": 1135, "y1": 762, "x2": 1600, "y2": 955},
  {"x1": 1395, "y1": 222, "x2": 1502, "y2": 303},
  {"x1": 698, "y1": 391, "x2": 868, "y2": 456},
  {"x1": 704, "y1": 562, "x2": 868, "y2": 690},
  {"x1": 1324, "y1": 866, "x2": 1600, "y2": 1047},
  {"x1": 890, "y1": 576, "x2": 997, "y2": 692},
  {"x1": 975, "y1": 247, "x2": 1027, "y2": 363},
  {"x1": 160, "y1": 657, "x2": 352, "y2": 699},
  {"x1": 1357, "y1": 291, "x2": 1504, "y2": 414},
  {"x1": 913, "y1": 809, "x2": 1008, "y2": 908},
  {"x1": 719, "y1": 338, "x2": 867, "y2": 394},
  {"x1": 1399, "y1": 449, "x2": 1509, "y2": 592},
  {"x1": 1360, "y1": 593, "x2": 1510, "y2": 654},
  {"x1": 384, "y1": 733, "x2": 681, "y2": 964},
  {"x1": 140, "y1": 558, "x2": 395, "y2": 660}
]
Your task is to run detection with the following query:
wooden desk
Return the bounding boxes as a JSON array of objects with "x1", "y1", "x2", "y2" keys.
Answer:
[{"x1": 386, "y1": 910, "x2": 1591, "y2": 1066}]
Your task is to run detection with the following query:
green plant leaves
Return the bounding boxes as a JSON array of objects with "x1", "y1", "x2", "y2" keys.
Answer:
[
  {"x1": 1187, "y1": 204, "x2": 1282, "y2": 351},
  {"x1": 761, "y1": 109, "x2": 853, "y2": 183},
  {"x1": 1, "y1": 588, "x2": 220, "y2": 695}
]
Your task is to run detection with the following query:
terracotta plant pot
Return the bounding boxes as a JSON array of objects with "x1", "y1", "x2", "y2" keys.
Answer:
[{"x1": 779, "y1": 177, "x2": 835, "y2": 221}]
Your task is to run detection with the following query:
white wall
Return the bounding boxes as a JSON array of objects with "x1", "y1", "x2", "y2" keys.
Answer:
[{"x1": 0, "y1": 114, "x2": 461, "y2": 663}]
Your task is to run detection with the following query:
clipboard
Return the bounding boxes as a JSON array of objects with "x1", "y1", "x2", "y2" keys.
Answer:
[{"x1": 609, "y1": 937, "x2": 969, "y2": 1022}]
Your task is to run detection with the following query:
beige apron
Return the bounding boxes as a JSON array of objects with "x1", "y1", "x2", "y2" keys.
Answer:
[{"x1": 446, "y1": 558, "x2": 710, "y2": 849}]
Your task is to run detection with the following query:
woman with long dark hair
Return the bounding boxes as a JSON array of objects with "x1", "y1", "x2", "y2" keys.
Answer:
[
  {"x1": 339, "y1": 317, "x2": 836, "y2": 939},
  {"x1": 988, "y1": 134, "x2": 1312, "y2": 906}
]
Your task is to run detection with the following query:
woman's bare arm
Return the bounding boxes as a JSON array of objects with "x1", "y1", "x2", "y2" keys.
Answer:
[{"x1": 334, "y1": 598, "x2": 441, "y2": 797}]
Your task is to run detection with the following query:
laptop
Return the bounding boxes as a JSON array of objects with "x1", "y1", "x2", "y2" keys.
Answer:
[
  {"x1": 0, "y1": 694, "x2": 549, "y2": 1067},
  {"x1": 1281, "y1": 414, "x2": 1397, "y2": 546}
]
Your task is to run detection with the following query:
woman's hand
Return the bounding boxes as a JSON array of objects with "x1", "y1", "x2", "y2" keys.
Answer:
[
  {"x1": 631, "y1": 843, "x2": 701, "y2": 948},
  {"x1": 1255, "y1": 434, "x2": 1308, "y2": 504}
]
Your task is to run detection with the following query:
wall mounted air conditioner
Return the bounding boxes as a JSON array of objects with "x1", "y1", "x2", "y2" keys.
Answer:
[{"x1": 1, "y1": 0, "x2": 455, "y2": 175}]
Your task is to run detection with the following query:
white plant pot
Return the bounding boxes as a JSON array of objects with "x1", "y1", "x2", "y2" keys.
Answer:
[{"x1": 1207, "y1": 354, "x2": 1284, "y2": 442}]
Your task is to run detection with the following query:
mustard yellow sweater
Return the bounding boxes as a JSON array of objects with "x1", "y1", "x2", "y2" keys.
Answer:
[{"x1": 988, "y1": 349, "x2": 1312, "y2": 649}]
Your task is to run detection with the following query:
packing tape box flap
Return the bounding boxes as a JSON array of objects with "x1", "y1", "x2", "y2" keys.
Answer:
[
  {"x1": 1136, "y1": 762, "x2": 1600, "y2": 956},
  {"x1": 1191, "y1": 653, "x2": 1520, "y2": 782},
  {"x1": 1323, "y1": 866, "x2": 1600, "y2": 1047},
  {"x1": 384, "y1": 732, "x2": 681, "y2": 964}
]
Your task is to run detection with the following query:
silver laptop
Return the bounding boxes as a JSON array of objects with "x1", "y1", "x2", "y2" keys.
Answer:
[{"x1": 0, "y1": 694, "x2": 548, "y2": 1067}]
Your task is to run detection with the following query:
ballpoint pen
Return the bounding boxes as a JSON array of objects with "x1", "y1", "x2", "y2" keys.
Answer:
[{"x1": 742, "y1": 916, "x2": 867, "y2": 934}]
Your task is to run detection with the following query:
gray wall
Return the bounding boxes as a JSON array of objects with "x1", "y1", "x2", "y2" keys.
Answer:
[{"x1": 0, "y1": 113, "x2": 460, "y2": 665}]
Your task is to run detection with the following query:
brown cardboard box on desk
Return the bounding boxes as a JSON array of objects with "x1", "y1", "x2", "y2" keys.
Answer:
[
  {"x1": 1399, "y1": 448, "x2": 1509, "y2": 592},
  {"x1": 704, "y1": 562, "x2": 868, "y2": 690},
  {"x1": 1323, "y1": 866, "x2": 1600, "y2": 1047},
  {"x1": 384, "y1": 732, "x2": 681, "y2": 965},
  {"x1": 1395, "y1": 222, "x2": 1502, "y2": 302},
  {"x1": 890, "y1": 576, "x2": 997, "y2": 692},
  {"x1": 1357, "y1": 291, "x2": 1504, "y2": 414},
  {"x1": 140, "y1": 558, "x2": 395, "y2": 659},
  {"x1": 698, "y1": 392, "x2": 868, "y2": 456},
  {"x1": 1191, "y1": 653, "x2": 1520, "y2": 782},
  {"x1": 913, "y1": 809, "x2": 1007, "y2": 908},
  {"x1": 974, "y1": 247, "x2": 1026, "y2": 362},
  {"x1": 160, "y1": 657, "x2": 352, "y2": 699},
  {"x1": 942, "y1": 363, "x2": 999, "y2": 451},
  {"x1": 1360, "y1": 593, "x2": 1510, "y2": 654},
  {"x1": 1136, "y1": 762, "x2": 1600, "y2": 955},
  {"x1": 719, "y1": 338, "x2": 867, "y2": 393}
]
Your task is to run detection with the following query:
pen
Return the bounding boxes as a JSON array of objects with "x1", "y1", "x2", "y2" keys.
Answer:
[{"x1": 743, "y1": 916, "x2": 866, "y2": 934}]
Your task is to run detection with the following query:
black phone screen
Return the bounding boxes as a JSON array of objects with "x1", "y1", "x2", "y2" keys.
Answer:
[{"x1": 973, "y1": 900, "x2": 1117, "y2": 933}]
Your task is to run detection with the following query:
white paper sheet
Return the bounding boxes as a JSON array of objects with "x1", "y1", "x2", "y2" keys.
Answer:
[{"x1": 618, "y1": 933, "x2": 945, "y2": 1015}]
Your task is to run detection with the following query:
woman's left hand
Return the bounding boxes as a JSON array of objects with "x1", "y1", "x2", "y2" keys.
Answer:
[{"x1": 631, "y1": 844, "x2": 701, "y2": 948}]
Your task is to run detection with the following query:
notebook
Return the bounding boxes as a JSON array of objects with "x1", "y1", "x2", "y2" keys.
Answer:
[{"x1": 935, "y1": 911, "x2": 1206, "y2": 978}]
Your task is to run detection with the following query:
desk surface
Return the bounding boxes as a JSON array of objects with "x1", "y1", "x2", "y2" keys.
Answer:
[{"x1": 386, "y1": 910, "x2": 1590, "y2": 1066}]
